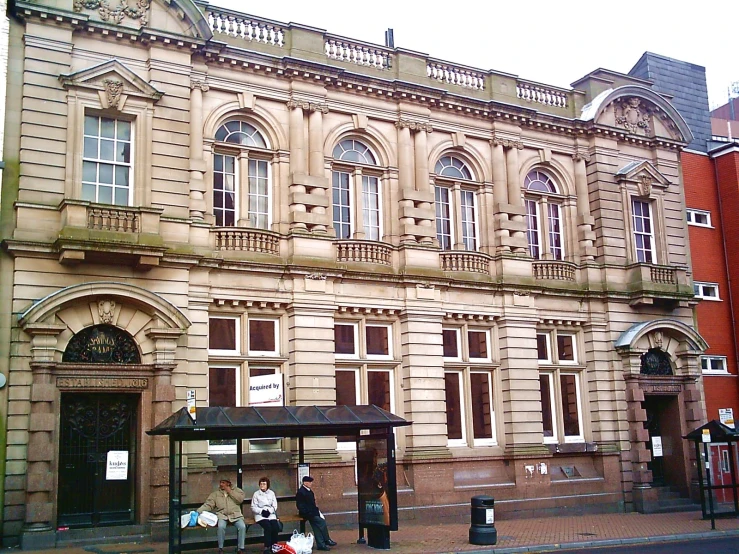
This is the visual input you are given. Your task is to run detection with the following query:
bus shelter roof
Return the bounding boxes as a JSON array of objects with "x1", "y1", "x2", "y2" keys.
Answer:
[{"x1": 147, "y1": 405, "x2": 411, "y2": 441}]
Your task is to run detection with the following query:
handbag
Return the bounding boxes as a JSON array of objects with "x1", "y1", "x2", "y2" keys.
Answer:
[{"x1": 277, "y1": 518, "x2": 284, "y2": 532}]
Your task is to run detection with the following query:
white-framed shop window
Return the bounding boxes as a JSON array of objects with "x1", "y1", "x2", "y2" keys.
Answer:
[
  {"x1": 694, "y1": 282, "x2": 721, "y2": 300},
  {"x1": 540, "y1": 371, "x2": 584, "y2": 444}
]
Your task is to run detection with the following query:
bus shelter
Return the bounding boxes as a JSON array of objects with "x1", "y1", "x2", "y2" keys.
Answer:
[
  {"x1": 684, "y1": 419, "x2": 739, "y2": 528},
  {"x1": 148, "y1": 405, "x2": 411, "y2": 554}
]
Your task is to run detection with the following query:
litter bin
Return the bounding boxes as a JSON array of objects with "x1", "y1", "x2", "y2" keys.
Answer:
[{"x1": 468, "y1": 495, "x2": 497, "y2": 545}]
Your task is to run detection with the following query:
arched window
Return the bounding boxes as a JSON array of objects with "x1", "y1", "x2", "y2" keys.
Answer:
[
  {"x1": 433, "y1": 155, "x2": 477, "y2": 251},
  {"x1": 212, "y1": 120, "x2": 271, "y2": 228},
  {"x1": 331, "y1": 139, "x2": 381, "y2": 240},
  {"x1": 524, "y1": 170, "x2": 564, "y2": 260}
]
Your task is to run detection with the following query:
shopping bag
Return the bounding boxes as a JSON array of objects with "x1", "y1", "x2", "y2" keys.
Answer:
[
  {"x1": 272, "y1": 542, "x2": 296, "y2": 554},
  {"x1": 288, "y1": 530, "x2": 314, "y2": 554}
]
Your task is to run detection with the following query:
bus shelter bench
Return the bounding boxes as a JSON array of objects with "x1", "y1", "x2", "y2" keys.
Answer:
[{"x1": 178, "y1": 497, "x2": 306, "y2": 552}]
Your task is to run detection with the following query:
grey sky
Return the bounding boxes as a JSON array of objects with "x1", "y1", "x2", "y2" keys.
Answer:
[{"x1": 210, "y1": 0, "x2": 736, "y2": 110}]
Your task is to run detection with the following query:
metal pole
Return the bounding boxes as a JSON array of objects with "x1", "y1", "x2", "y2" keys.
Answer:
[
  {"x1": 704, "y1": 442, "x2": 716, "y2": 530},
  {"x1": 696, "y1": 440, "x2": 706, "y2": 519},
  {"x1": 729, "y1": 441, "x2": 739, "y2": 515},
  {"x1": 237, "y1": 436, "x2": 243, "y2": 490},
  {"x1": 169, "y1": 435, "x2": 177, "y2": 554}
]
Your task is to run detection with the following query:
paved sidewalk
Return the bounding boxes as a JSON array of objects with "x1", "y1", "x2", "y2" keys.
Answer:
[{"x1": 3, "y1": 510, "x2": 739, "y2": 554}]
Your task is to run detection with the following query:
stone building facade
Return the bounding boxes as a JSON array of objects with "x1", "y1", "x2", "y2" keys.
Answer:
[{"x1": 0, "y1": 0, "x2": 708, "y2": 548}]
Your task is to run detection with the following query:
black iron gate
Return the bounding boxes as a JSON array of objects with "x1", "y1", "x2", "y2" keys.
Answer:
[{"x1": 58, "y1": 393, "x2": 138, "y2": 528}]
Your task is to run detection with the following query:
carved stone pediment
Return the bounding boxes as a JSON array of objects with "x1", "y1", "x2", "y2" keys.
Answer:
[
  {"x1": 73, "y1": 0, "x2": 150, "y2": 27},
  {"x1": 59, "y1": 59, "x2": 164, "y2": 110},
  {"x1": 615, "y1": 160, "x2": 671, "y2": 195}
]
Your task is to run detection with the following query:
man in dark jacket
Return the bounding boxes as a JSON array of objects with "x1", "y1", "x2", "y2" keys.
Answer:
[{"x1": 296, "y1": 476, "x2": 336, "y2": 551}]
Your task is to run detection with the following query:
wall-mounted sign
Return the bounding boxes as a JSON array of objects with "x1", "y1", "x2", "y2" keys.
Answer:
[
  {"x1": 106, "y1": 450, "x2": 129, "y2": 480},
  {"x1": 187, "y1": 389, "x2": 196, "y2": 421},
  {"x1": 56, "y1": 377, "x2": 148, "y2": 389},
  {"x1": 652, "y1": 436, "x2": 663, "y2": 457},
  {"x1": 719, "y1": 408, "x2": 735, "y2": 429},
  {"x1": 702, "y1": 429, "x2": 712, "y2": 443},
  {"x1": 248, "y1": 373, "x2": 283, "y2": 406},
  {"x1": 297, "y1": 463, "x2": 310, "y2": 490}
]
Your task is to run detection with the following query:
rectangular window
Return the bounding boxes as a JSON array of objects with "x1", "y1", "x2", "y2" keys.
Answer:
[
  {"x1": 694, "y1": 282, "x2": 721, "y2": 300},
  {"x1": 363, "y1": 175, "x2": 381, "y2": 241},
  {"x1": 334, "y1": 323, "x2": 358, "y2": 357},
  {"x1": 468, "y1": 330, "x2": 489, "y2": 360},
  {"x1": 366, "y1": 325, "x2": 390, "y2": 358},
  {"x1": 632, "y1": 199, "x2": 655, "y2": 263},
  {"x1": 701, "y1": 356, "x2": 728, "y2": 374},
  {"x1": 213, "y1": 153, "x2": 237, "y2": 227},
  {"x1": 537, "y1": 333, "x2": 551, "y2": 362},
  {"x1": 443, "y1": 328, "x2": 461, "y2": 359},
  {"x1": 557, "y1": 334, "x2": 576, "y2": 364},
  {"x1": 336, "y1": 368, "x2": 359, "y2": 445},
  {"x1": 435, "y1": 186, "x2": 452, "y2": 250},
  {"x1": 209, "y1": 317, "x2": 239, "y2": 354},
  {"x1": 368, "y1": 369, "x2": 392, "y2": 411},
  {"x1": 470, "y1": 372, "x2": 495, "y2": 444},
  {"x1": 248, "y1": 319, "x2": 278, "y2": 356},
  {"x1": 547, "y1": 203, "x2": 563, "y2": 260},
  {"x1": 444, "y1": 372, "x2": 465, "y2": 444},
  {"x1": 332, "y1": 171, "x2": 352, "y2": 239},
  {"x1": 82, "y1": 115, "x2": 132, "y2": 206},
  {"x1": 560, "y1": 373, "x2": 583, "y2": 441},
  {"x1": 460, "y1": 189, "x2": 477, "y2": 251},
  {"x1": 208, "y1": 366, "x2": 240, "y2": 453},
  {"x1": 540, "y1": 373, "x2": 555, "y2": 442},
  {"x1": 526, "y1": 199, "x2": 541, "y2": 259},
  {"x1": 686, "y1": 209, "x2": 712, "y2": 227},
  {"x1": 248, "y1": 158, "x2": 270, "y2": 229}
]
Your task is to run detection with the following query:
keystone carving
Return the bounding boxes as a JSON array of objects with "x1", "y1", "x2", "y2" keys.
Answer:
[
  {"x1": 98, "y1": 299, "x2": 117, "y2": 324},
  {"x1": 637, "y1": 174, "x2": 653, "y2": 197},
  {"x1": 74, "y1": 0, "x2": 150, "y2": 26},
  {"x1": 103, "y1": 79, "x2": 124, "y2": 110}
]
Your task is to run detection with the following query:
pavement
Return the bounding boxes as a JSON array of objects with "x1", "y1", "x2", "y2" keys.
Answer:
[{"x1": 3, "y1": 510, "x2": 739, "y2": 554}]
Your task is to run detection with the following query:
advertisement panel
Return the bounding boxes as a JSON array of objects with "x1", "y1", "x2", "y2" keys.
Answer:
[{"x1": 357, "y1": 434, "x2": 397, "y2": 530}]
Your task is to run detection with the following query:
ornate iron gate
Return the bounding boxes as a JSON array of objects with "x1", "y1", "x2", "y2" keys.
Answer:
[{"x1": 58, "y1": 393, "x2": 137, "y2": 528}]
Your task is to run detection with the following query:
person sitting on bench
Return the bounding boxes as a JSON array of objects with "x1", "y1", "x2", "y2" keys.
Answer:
[
  {"x1": 198, "y1": 478, "x2": 246, "y2": 554},
  {"x1": 251, "y1": 476, "x2": 281, "y2": 554},
  {"x1": 296, "y1": 476, "x2": 337, "y2": 551}
]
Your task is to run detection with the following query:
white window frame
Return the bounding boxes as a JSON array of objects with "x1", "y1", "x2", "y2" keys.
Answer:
[
  {"x1": 469, "y1": 370, "x2": 496, "y2": 446},
  {"x1": 365, "y1": 324, "x2": 393, "y2": 360},
  {"x1": 335, "y1": 367, "x2": 361, "y2": 450},
  {"x1": 468, "y1": 329, "x2": 492, "y2": 362},
  {"x1": 444, "y1": 370, "x2": 468, "y2": 447},
  {"x1": 540, "y1": 372, "x2": 558, "y2": 444},
  {"x1": 247, "y1": 158, "x2": 272, "y2": 229},
  {"x1": 247, "y1": 318, "x2": 280, "y2": 357},
  {"x1": 524, "y1": 171, "x2": 565, "y2": 260},
  {"x1": 559, "y1": 372, "x2": 585, "y2": 443},
  {"x1": 82, "y1": 115, "x2": 134, "y2": 206},
  {"x1": 686, "y1": 209, "x2": 712, "y2": 228},
  {"x1": 536, "y1": 332, "x2": 552, "y2": 363},
  {"x1": 556, "y1": 333, "x2": 578, "y2": 365},
  {"x1": 632, "y1": 198, "x2": 656, "y2": 263},
  {"x1": 539, "y1": 370, "x2": 585, "y2": 444},
  {"x1": 435, "y1": 185, "x2": 453, "y2": 250},
  {"x1": 701, "y1": 356, "x2": 728, "y2": 374},
  {"x1": 460, "y1": 188, "x2": 478, "y2": 251},
  {"x1": 207, "y1": 365, "x2": 242, "y2": 454},
  {"x1": 442, "y1": 328, "x2": 463, "y2": 361},
  {"x1": 213, "y1": 152, "x2": 238, "y2": 227},
  {"x1": 334, "y1": 322, "x2": 360, "y2": 359},
  {"x1": 208, "y1": 316, "x2": 241, "y2": 356},
  {"x1": 694, "y1": 282, "x2": 721, "y2": 301}
]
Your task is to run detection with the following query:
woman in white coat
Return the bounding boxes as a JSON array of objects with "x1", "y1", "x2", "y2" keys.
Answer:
[{"x1": 252, "y1": 476, "x2": 281, "y2": 554}]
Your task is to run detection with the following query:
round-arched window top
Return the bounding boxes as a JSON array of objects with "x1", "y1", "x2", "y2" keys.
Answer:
[
  {"x1": 435, "y1": 155, "x2": 473, "y2": 180},
  {"x1": 215, "y1": 120, "x2": 268, "y2": 148},
  {"x1": 525, "y1": 170, "x2": 558, "y2": 193},
  {"x1": 332, "y1": 139, "x2": 377, "y2": 165}
]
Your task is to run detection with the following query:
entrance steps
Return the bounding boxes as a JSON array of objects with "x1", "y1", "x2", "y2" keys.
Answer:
[
  {"x1": 650, "y1": 485, "x2": 701, "y2": 513},
  {"x1": 55, "y1": 524, "x2": 150, "y2": 548}
]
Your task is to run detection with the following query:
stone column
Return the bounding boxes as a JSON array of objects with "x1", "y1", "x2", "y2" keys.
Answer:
[
  {"x1": 573, "y1": 153, "x2": 596, "y2": 260},
  {"x1": 288, "y1": 100, "x2": 307, "y2": 230},
  {"x1": 413, "y1": 126, "x2": 435, "y2": 245},
  {"x1": 491, "y1": 140, "x2": 509, "y2": 251},
  {"x1": 399, "y1": 307, "x2": 451, "y2": 461},
  {"x1": 237, "y1": 150, "x2": 251, "y2": 227},
  {"x1": 189, "y1": 80, "x2": 208, "y2": 221},
  {"x1": 504, "y1": 141, "x2": 527, "y2": 253},
  {"x1": 308, "y1": 104, "x2": 328, "y2": 233},
  {"x1": 397, "y1": 122, "x2": 415, "y2": 243}
]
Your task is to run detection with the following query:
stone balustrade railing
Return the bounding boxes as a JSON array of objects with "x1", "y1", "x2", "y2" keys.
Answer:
[
  {"x1": 213, "y1": 228, "x2": 280, "y2": 254},
  {"x1": 516, "y1": 80, "x2": 569, "y2": 108},
  {"x1": 336, "y1": 240, "x2": 393, "y2": 265},
  {"x1": 427, "y1": 60, "x2": 486, "y2": 90},
  {"x1": 650, "y1": 265, "x2": 677, "y2": 285},
  {"x1": 88, "y1": 206, "x2": 139, "y2": 233},
  {"x1": 440, "y1": 251, "x2": 491, "y2": 275},
  {"x1": 206, "y1": 7, "x2": 285, "y2": 47},
  {"x1": 325, "y1": 36, "x2": 392, "y2": 69},
  {"x1": 533, "y1": 260, "x2": 576, "y2": 281}
]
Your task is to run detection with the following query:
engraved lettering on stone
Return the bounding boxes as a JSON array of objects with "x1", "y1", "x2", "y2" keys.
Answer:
[
  {"x1": 98, "y1": 299, "x2": 117, "y2": 324},
  {"x1": 73, "y1": 0, "x2": 151, "y2": 26},
  {"x1": 57, "y1": 377, "x2": 149, "y2": 389}
]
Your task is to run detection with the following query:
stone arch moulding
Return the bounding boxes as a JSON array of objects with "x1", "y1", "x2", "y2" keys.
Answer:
[
  {"x1": 518, "y1": 155, "x2": 576, "y2": 198},
  {"x1": 615, "y1": 319, "x2": 708, "y2": 353},
  {"x1": 202, "y1": 100, "x2": 288, "y2": 151},
  {"x1": 427, "y1": 140, "x2": 491, "y2": 184},
  {"x1": 579, "y1": 85, "x2": 694, "y2": 144},
  {"x1": 19, "y1": 281, "x2": 191, "y2": 364},
  {"x1": 323, "y1": 122, "x2": 396, "y2": 168}
]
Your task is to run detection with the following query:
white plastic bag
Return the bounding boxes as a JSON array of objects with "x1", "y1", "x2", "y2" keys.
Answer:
[{"x1": 287, "y1": 530, "x2": 314, "y2": 554}]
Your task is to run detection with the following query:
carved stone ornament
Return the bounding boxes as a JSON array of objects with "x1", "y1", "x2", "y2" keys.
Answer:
[
  {"x1": 190, "y1": 80, "x2": 210, "y2": 93},
  {"x1": 306, "y1": 273, "x2": 327, "y2": 280},
  {"x1": 73, "y1": 0, "x2": 151, "y2": 26},
  {"x1": 572, "y1": 152, "x2": 591, "y2": 163},
  {"x1": 103, "y1": 79, "x2": 124, "y2": 110},
  {"x1": 637, "y1": 174, "x2": 653, "y2": 197},
  {"x1": 615, "y1": 97, "x2": 652, "y2": 135},
  {"x1": 651, "y1": 331, "x2": 663, "y2": 349},
  {"x1": 395, "y1": 119, "x2": 433, "y2": 133},
  {"x1": 98, "y1": 299, "x2": 117, "y2": 324},
  {"x1": 492, "y1": 137, "x2": 524, "y2": 149}
]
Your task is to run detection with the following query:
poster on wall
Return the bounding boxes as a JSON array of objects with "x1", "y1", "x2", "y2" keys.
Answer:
[
  {"x1": 719, "y1": 408, "x2": 735, "y2": 429},
  {"x1": 106, "y1": 450, "x2": 129, "y2": 480},
  {"x1": 356, "y1": 436, "x2": 397, "y2": 530},
  {"x1": 248, "y1": 373, "x2": 284, "y2": 406},
  {"x1": 652, "y1": 436, "x2": 663, "y2": 457}
]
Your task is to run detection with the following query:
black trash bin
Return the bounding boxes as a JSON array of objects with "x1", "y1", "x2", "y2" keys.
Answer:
[{"x1": 469, "y1": 495, "x2": 497, "y2": 545}]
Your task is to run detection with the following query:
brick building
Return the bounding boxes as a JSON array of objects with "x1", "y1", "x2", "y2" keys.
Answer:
[{"x1": 0, "y1": 1, "x2": 709, "y2": 549}]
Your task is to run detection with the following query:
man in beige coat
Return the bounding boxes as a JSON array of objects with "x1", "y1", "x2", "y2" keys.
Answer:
[{"x1": 198, "y1": 478, "x2": 247, "y2": 554}]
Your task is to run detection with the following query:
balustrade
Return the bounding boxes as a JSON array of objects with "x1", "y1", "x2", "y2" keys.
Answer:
[
  {"x1": 207, "y1": 9, "x2": 284, "y2": 46},
  {"x1": 650, "y1": 265, "x2": 677, "y2": 285},
  {"x1": 214, "y1": 228, "x2": 280, "y2": 255},
  {"x1": 440, "y1": 251, "x2": 491, "y2": 275},
  {"x1": 324, "y1": 37, "x2": 391, "y2": 69},
  {"x1": 336, "y1": 241, "x2": 392, "y2": 265},
  {"x1": 532, "y1": 261, "x2": 576, "y2": 281},
  {"x1": 427, "y1": 61, "x2": 485, "y2": 90},
  {"x1": 88, "y1": 207, "x2": 139, "y2": 233},
  {"x1": 516, "y1": 80, "x2": 569, "y2": 108}
]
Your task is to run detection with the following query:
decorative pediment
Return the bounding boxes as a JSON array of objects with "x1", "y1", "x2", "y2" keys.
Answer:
[
  {"x1": 59, "y1": 59, "x2": 164, "y2": 110},
  {"x1": 615, "y1": 160, "x2": 671, "y2": 196},
  {"x1": 579, "y1": 85, "x2": 693, "y2": 145}
]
